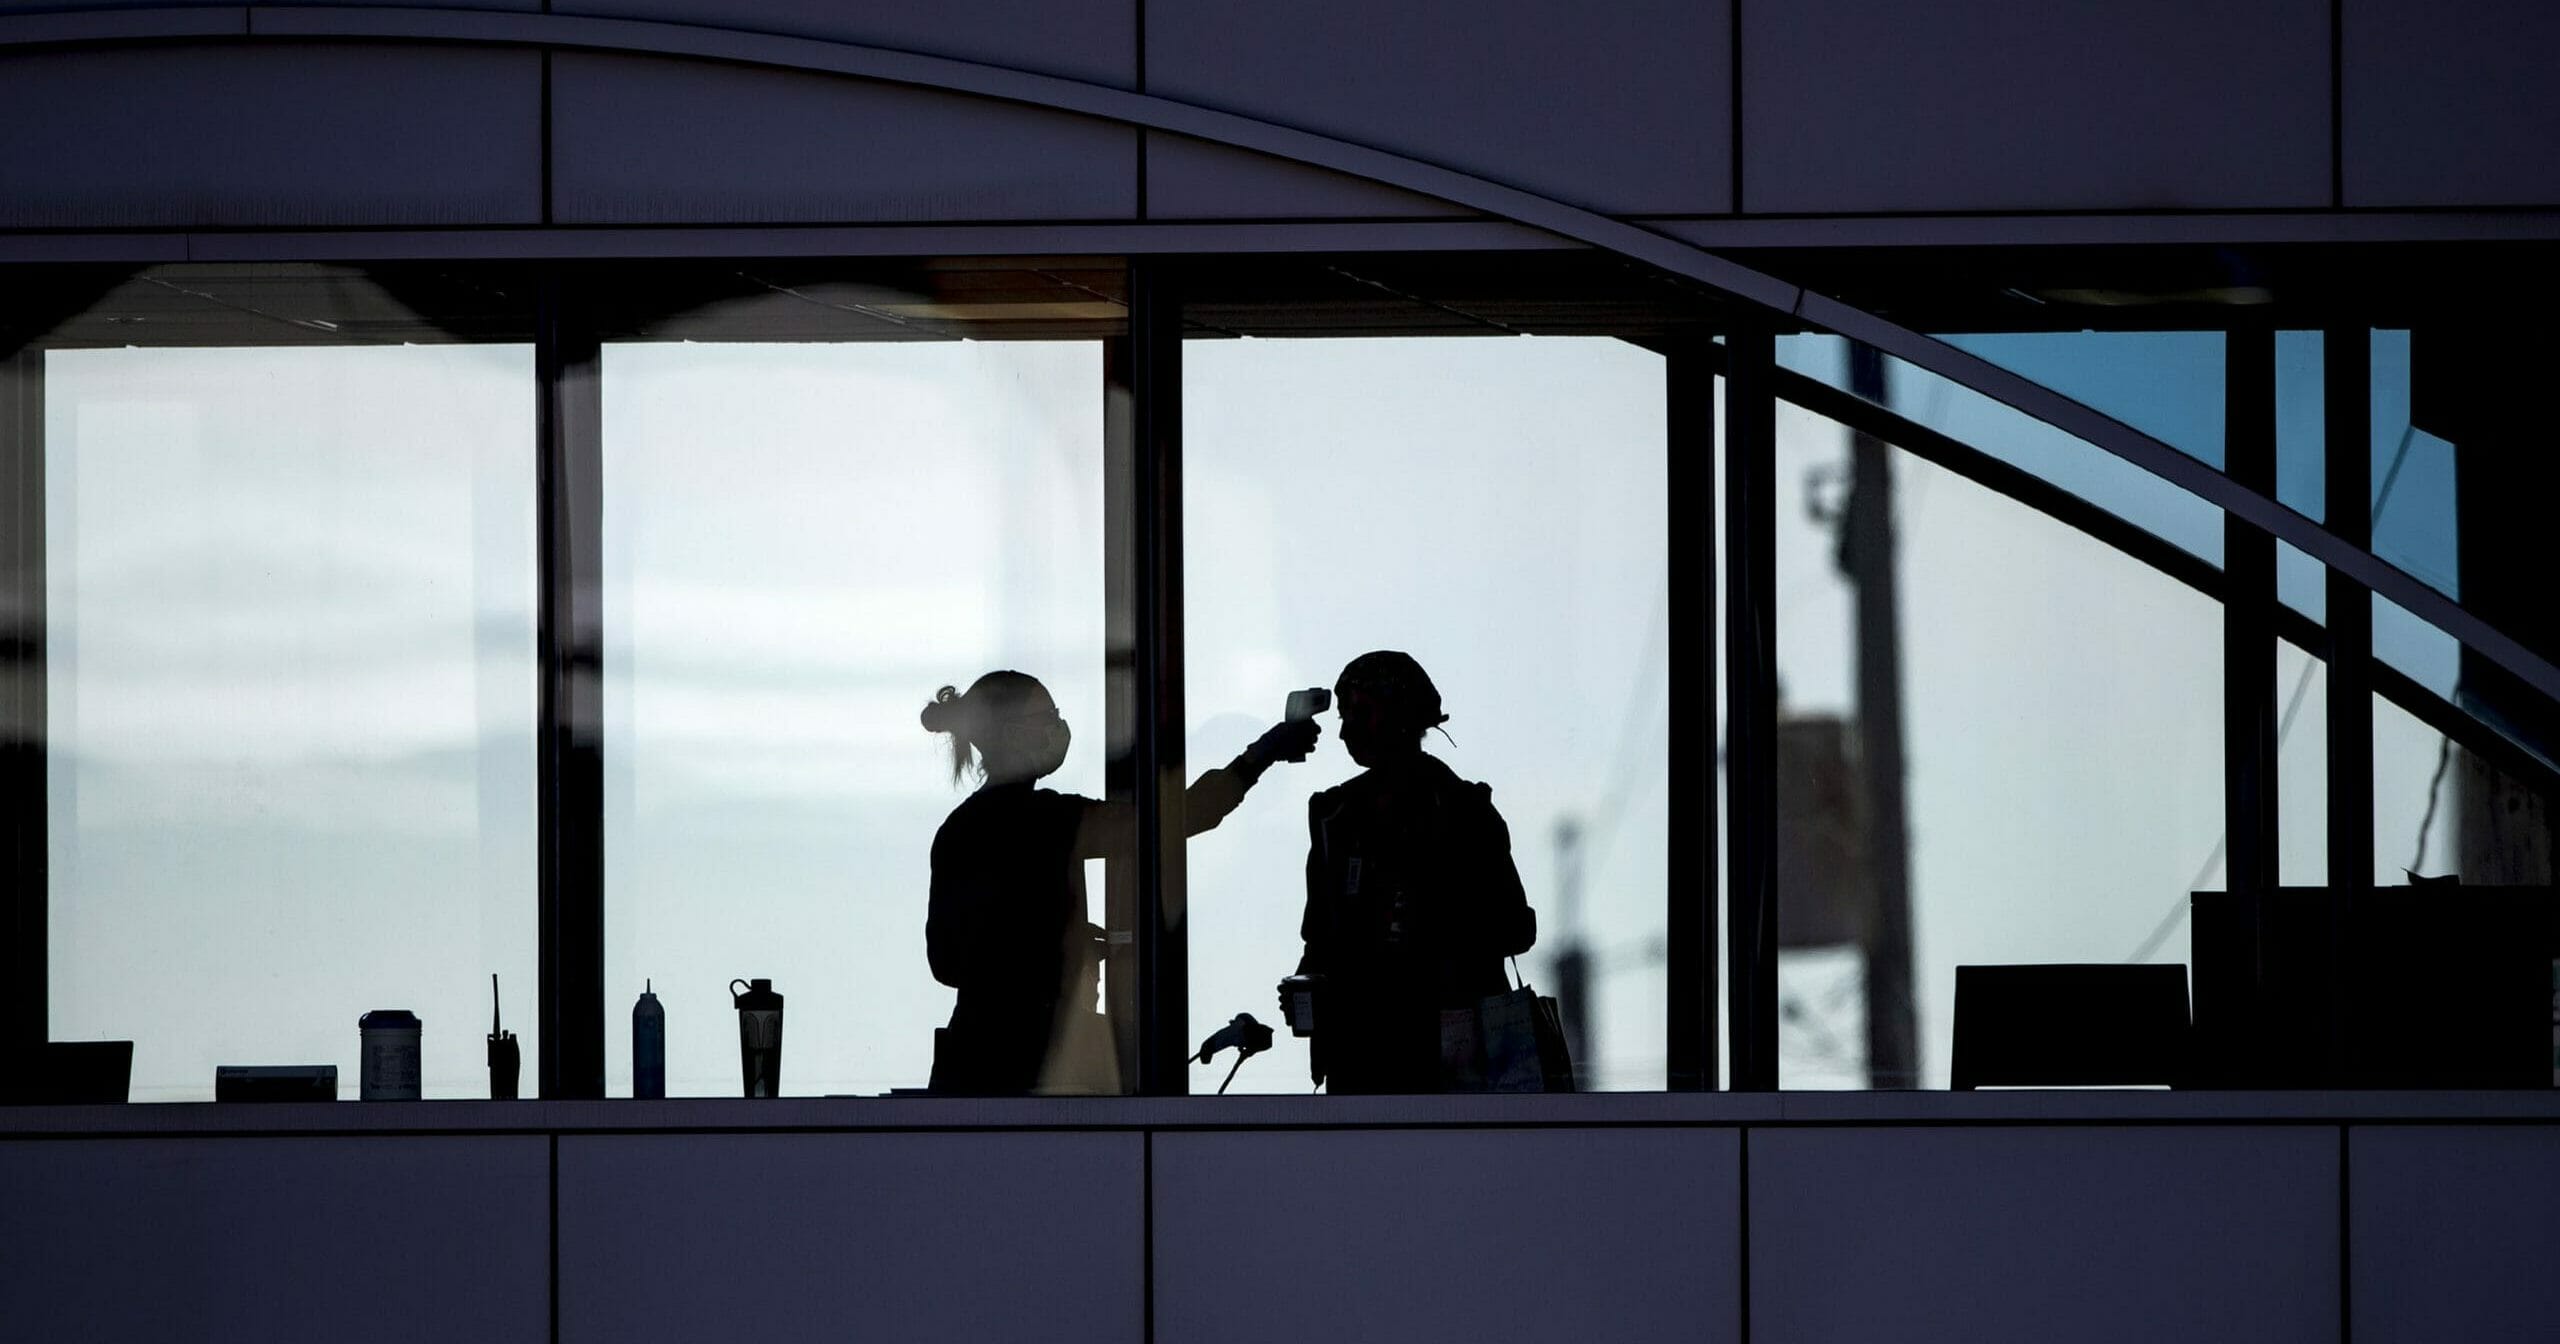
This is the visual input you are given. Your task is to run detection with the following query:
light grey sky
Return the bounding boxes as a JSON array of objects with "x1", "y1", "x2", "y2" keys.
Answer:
[
  {"x1": 49, "y1": 344, "x2": 538, "y2": 1100},
  {"x1": 44, "y1": 329, "x2": 2466, "y2": 1099}
]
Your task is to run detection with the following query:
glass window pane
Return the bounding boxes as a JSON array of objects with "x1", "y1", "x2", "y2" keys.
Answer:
[
  {"x1": 1776, "y1": 333, "x2": 2223, "y2": 568},
  {"x1": 2370, "y1": 330, "x2": 2460, "y2": 600},
  {"x1": 2276, "y1": 637, "x2": 2329, "y2": 888},
  {"x1": 1183, "y1": 335, "x2": 1668, "y2": 1093},
  {"x1": 1774, "y1": 398, "x2": 2223, "y2": 1089},
  {"x1": 1940, "y1": 331, "x2": 2225, "y2": 468},
  {"x1": 2276, "y1": 539, "x2": 2326, "y2": 626},
  {"x1": 45, "y1": 336, "x2": 536, "y2": 1101},
  {"x1": 2376, "y1": 690, "x2": 2459, "y2": 884},
  {"x1": 2275, "y1": 330, "x2": 2325, "y2": 520},
  {"x1": 602, "y1": 339, "x2": 1109, "y2": 1097}
]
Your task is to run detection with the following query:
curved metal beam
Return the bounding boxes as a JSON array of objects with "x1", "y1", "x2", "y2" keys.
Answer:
[{"x1": 5, "y1": 3, "x2": 2557, "y2": 707}]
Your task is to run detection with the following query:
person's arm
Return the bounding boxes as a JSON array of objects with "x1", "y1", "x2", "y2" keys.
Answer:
[
  {"x1": 1296, "y1": 792, "x2": 1332, "y2": 976},
  {"x1": 1293, "y1": 793, "x2": 1333, "y2": 1089},
  {"x1": 924, "y1": 828, "x2": 975, "y2": 990},
  {"x1": 1068, "y1": 719, "x2": 1320, "y2": 859}
]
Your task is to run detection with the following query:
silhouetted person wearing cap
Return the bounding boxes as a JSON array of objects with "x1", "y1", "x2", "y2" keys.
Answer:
[
  {"x1": 921, "y1": 670, "x2": 1318, "y2": 1095},
  {"x1": 1293, "y1": 651, "x2": 1535, "y2": 1093}
]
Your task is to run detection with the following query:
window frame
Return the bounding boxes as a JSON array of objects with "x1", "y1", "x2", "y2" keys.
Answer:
[{"x1": 7, "y1": 254, "x2": 2546, "y2": 1098}]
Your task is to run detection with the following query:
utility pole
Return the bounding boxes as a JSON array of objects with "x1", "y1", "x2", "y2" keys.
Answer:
[
  {"x1": 1552, "y1": 816, "x2": 1593, "y2": 1086},
  {"x1": 1842, "y1": 343, "x2": 1918, "y2": 1087}
]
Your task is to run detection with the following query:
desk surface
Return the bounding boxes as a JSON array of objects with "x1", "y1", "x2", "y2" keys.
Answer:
[{"x1": 6, "y1": 1087, "x2": 2560, "y2": 1137}]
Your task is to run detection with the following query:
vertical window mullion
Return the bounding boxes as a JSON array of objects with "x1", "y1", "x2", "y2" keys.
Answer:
[
  {"x1": 1723, "y1": 326, "x2": 1779, "y2": 1092},
  {"x1": 1, "y1": 347, "x2": 42, "y2": 1050},
  {"x1": 538, "y1": 269, "x2": 606, "y2": 1100},
  {"x1": 1666, "y1": 339, "x2": 1717, "y2": 1090},
  {"x1": 1109, "y1": 259, "x2": 1188, "y2": 1095},
  {"x1": 2226, "y1": 327, "x2": 2280, "y2": 897},
  {"x1": 2321, "y1": 327, "x2": 2374, "y2": 1085}
]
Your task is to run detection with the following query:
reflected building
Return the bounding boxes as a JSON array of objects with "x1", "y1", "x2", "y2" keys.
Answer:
[{"x1": 4, "y1": 4, "x2": 2560, "y2": 1340}]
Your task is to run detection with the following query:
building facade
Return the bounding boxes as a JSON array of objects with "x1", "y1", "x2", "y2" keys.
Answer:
[{"x1": 5, "y1": 3, "x2": 2559, "y2": 1340}]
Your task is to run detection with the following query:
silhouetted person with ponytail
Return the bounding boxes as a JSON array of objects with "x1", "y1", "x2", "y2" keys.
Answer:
[
  {"x1": 922, "y1": 670, "x2": 1317, "y2": 1095},
  {"x1": 1292, "y1": 651, "x2": 1535, "y2": 1093}
]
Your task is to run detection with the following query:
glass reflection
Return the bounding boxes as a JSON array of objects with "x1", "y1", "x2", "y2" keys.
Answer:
[
  {"x1": 2369, "y1": 330, "x2": 2460, "y2": 601},
  {"x1": 1183, "y1": 335, "x2": 1669, "y2": 1092},
  {"x1": 2275, "y1": 329, "x2": 2325, "y2": 519},
  {"x1": 1773, "y1": 374, "x2": 2222, "y2": 1089},
  {"x1": 917, "y1": 670, "x2": 1312, "y2": 1094},
  {"x1": 2275, "y1": 637, "x2": 2330, "y2": 887},
  {"x1": 45, "y1": 341, "x2": 537, "y2": 1101},
  {"x1": 1939, "y1": 331, "x2": 2225, "y2": 469},
  {"x1": 1776, "y1": 333, "x2": 2222, "y2": 567},
  {"x1": 602, "y1": 339, "x2": 1108, "y2": 1097}
]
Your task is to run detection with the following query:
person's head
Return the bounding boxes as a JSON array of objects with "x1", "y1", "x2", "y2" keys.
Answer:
[
  {"x1": 920, "y1": 670, "x2": 1070, "y2": 785},
  {"x1": 1333, "y1": 650, "x2": 1447, "y2": 768}
]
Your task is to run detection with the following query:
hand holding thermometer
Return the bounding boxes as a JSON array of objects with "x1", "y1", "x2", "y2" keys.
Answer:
[
  {"x1": 1263, "y1": 687, "x2": 1330, "y2": 763},
  {"x1": 1244, "y1": 689, "x2": 1329, "y2": 768}
]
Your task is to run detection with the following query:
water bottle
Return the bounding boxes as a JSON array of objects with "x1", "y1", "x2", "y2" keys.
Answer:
[
  {"x1": 731, "y1": 978, "x2": 784, "y2": 1098},
  {"x1": 633, "y1": 981, "x2": 665, "y2": 1100}
]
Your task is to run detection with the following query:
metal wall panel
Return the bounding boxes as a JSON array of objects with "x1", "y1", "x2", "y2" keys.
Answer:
[
  {"x1": 1153, "y1": 1128, "x2": 1740, "y2": 1344},
  {"x1": 558, "y1": 1131, "x2": 1143, "y2": 1344},
  {"x1": 1751, "y1": 1126, "x2": 2339, "y2": 1344},
  {"x1": 0, "y1": 1136, "x2": 549, "y2": 1344},
  {"x1": 1145, "y1": 0, "x2": 1731, "y2": 216},
  {"x1": 1145, "y1": 136, "x2": 1462, "y2": 220},
  {"x1": 0, "y1": 0, "x2": 535, "y2": 9},
  {"x1": 2343, "y1": 0, "x2": 2560, "y2": 207},
  {"x1": 549, "y1": 53, "x2": 1138, "y2": 224},
  {"x1": 1743, "y1": 0, "x2": 2331, "y2": 213},
  {"x1": 550, "y1": 0, "x2": 1135, "y2": 87},
  {"x1": 0, "y1": 45, "x2": 542, "y2": 228},
  {"x1": 2352, "y1": 1126, "x2": 2560, "y2": 1343}
]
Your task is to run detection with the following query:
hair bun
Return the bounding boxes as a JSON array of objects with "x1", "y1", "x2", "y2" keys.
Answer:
[{"x1": 920, "y1": 684, "x2": 962, "y2": 732}]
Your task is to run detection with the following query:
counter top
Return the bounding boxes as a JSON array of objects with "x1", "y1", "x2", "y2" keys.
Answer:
[{"x1": 8, "y1": 1087, "x2": 2560, "y2": 1136}]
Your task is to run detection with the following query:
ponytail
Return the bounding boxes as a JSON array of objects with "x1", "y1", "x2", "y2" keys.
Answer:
[{"x1": 919, "y1": 684, "x2": 976, "y2": 782}]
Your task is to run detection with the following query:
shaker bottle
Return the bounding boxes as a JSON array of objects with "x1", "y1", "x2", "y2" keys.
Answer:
[
  {"x1": 633, "y1": 981, "x2": 666, "y2": 1100},
  {"x1": 358, "y1": 1010, "x2": 423, "y2": 1100},
  {"x1": 730, "y1": 978, "x2": 784, "y2": 1098}
]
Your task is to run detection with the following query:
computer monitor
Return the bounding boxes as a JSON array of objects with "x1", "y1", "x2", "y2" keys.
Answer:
[
  {"x1": 1952, "y1": 964, "x2": 2191, "y2": 1090},
  {"x1": 0, "y1": 1041, "x2": 133, "y2": 1105}
]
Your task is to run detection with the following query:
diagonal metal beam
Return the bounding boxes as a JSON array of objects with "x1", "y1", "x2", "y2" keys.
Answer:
[{"x1": 4, "y1": 9, "x2": 2554, "y2": 788}]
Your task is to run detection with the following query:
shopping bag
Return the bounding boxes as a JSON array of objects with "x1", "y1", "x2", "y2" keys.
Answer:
[
  {"x1": 1474, "y1": 986, "x2": 1547, "y2": 1092},
  {"x1": 1530, "y1": 990, "x2": 1576, "y2": 1092},
  {"x1": 1438, "y1": 972, "x2": 1575, "y2": 1093}
]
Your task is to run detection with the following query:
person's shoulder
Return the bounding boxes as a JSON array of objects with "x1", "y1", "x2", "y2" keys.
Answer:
[
  {"x1": 930, "y1": 799, "x2": 974, "y2": 858},
  {"x1": 1307, "y1": 770, "x2": 1369, "y2": 816},
  {"x1": 1419, "y1": 752, "x2": 1492, "y2": 795},
  {"x1": 1420, "y1": 754, "x2": 1506, "y2": 818}
]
